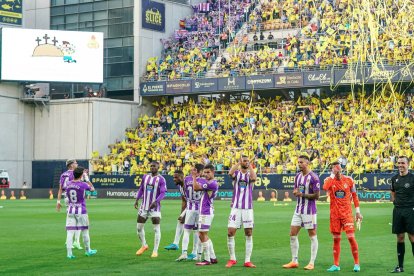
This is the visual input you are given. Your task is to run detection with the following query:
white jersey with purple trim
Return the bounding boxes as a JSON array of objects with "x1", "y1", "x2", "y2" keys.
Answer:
[
  {"x1": 59, "y1": 170, "x2": 74, "y2": 192},
  {"x1": 65, "y1": 181, "x2": 91, "y2": 215},
  {"x1": 199, "y1": 179, "x2": 218, "y2": 215},
  {"x1": 182, "y1": 176, "x2": 203, "y2": 211},
  {"x1": 137, "y1": 174, "x2": 167, "y2": 212},
  {"x1": 294, "y1": 171, "x2": 320, "y2": 215},
  {"x1": 231, "y1": 170, "x2": 254, "y2": 210}
]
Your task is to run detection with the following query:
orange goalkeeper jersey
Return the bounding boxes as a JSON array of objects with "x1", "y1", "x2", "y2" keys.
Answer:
[{"x1": 323, "y1": 175, "x2": 359, "y2": 218}]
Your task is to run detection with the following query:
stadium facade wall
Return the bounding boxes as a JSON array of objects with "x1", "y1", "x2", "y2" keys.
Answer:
[
  {"x1": 0, "y1": 84, "x2": 35, "y2": 189},
  {"x1": 33, "y1": 98, "x2": 155, "y2": 161}
]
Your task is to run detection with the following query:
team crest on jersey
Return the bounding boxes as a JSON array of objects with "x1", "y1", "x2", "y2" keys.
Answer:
[
  {"x1": 405, "y1": 183, "x2": 410, "y2": 188},
  {"x1": 203, "y1": 183, "x2": 208, "y2": 189},
  {"x1": 344, "y1": 184, "x2": 348, "y2": 188},
  {"x1": 335, "y1": 190, "x2": 345, "y2": 198}
]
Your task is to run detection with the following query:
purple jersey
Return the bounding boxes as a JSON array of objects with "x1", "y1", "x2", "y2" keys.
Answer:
[
  {"x1": 199, "y1": 179, "x2": 218, "y2": 215},
  {"x1": 294, "y1": 171, "x2": 320, "y2": 215},
  {"x1": 181, "y1": 176, "x2": 203, "y2": 211},
  {"x1": 60, "y1": 170, "x2": 74, "y2": 191},
  {"x1": 136, "y1": 174, "x2": 167, "y2": 212},
  {"x1": 231, "y1": 170, "x2": 254, "y2": 209},
  {"x1": 65, "y1": 181, "x2": 91, "y2": 214}
]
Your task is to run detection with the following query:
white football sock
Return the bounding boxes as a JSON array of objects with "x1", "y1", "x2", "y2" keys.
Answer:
[
  {"x1": 182, "y1": 229, "x2": 191, "y2": 253},
  {"x1": 227, "y1": 236, "x2": 236, "y2": 261},
  {"x1": 66, "y1": 230, "x2": 75, "y2": 256},
  {"x1": 245, "y1": 235, "x2": 253, "y2": 263},
  {"x1": 208, "y1": 239, "x2": 216, "y2": 259},
  {"x1": 82, "y1": 229, "x2": 91, "y2": 252},
  {"x1": 202, "y1": 241, "x2": 211, "y2": 262},
  {"x1": 290, "y1": 236, "x2": 299, "y2": 262},
  {"x1": 173, "y1": 221, "x2": 183, "y2": 245},
  {"x1": 191, "y1": 231, "x2": 199, "y2": 255},
  {"x1": 153, "y1": 224, "x2": 161, "y2": 253},
  {"x1": 310, "y1": 235, "x2": 318, "y2": 265},
  {"x1": 136, "y1": 223, "x2": 147, "y2": 246},
  {"x1": 75, "y1": 230, "x2": 81, "y2": 244}
]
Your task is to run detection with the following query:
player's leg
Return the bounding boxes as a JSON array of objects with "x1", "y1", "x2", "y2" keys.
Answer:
[
  {"x1": 151, "y1": 216, "x2": 161, "y2": 257},
  {"x1": 226, "y1": 208, "x2": 239, "y2": 268},
  {"x1": 177, "y1": 211, "x2": 194, "y2": 261},
  {"x1": 196, "y1": 215, "x2": 213, "y2": 266},
  {"x1": 78, "y1": 214, "x2": 96, "y2": 256},
  {"x1": 391, "y1": 208, "x2": 406, "y2": 273},
  {"x1": 65, "y1": 214, "x2": 76, "y2": 258},
  {"x1": 189, "y1": 229, "x2": 199, "y2": 260},
  {"x1": 73, "y1": 230, "x2": 83, "y2": 250},
  {"x1": 136, "y1": 213, "x2": 149, "y2": 256},
  {"x1": 304, "y1": 214, "x2": 318, "y2": 270},
  {"x1": 66, "y1": 230, "x2": 76, "y2": 258},
  {"x1": 345, "y1": 231, "x2": 360, "y2": 272},
  {"x1": 283, "y1": 213, "x2": 301, "y2": 268},
  {"x1": 327, "y1": 216, "x2": 341, "y2": 272},
  {"x1": 243, "y1": 209, "x2": 255, "y2": 268},
  {"x1": 166, "y1": 211, "x2": 185, "y2": 251}
]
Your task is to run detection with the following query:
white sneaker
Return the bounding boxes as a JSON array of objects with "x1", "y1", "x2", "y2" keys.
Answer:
[{"x1": 176, "y1": 253, "x2": 188, "y2": 261}]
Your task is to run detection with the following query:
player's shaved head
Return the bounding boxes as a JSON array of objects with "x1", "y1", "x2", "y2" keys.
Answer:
[{"x1": 173, "y1": 170, "x2": 184, "y2": 185}]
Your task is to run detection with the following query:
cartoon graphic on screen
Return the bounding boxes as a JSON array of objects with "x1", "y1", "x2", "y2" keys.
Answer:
[
  {"x1": 87, "y1": 35, "x2": 100, "y2": 49},
  {"x1": 59, "y1": 41, "x2": 77, "y2": 63},
  {"x1": 32, "y1": 34, "x2": 76, "y2": 63}
]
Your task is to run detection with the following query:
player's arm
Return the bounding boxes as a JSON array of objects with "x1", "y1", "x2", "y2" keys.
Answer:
[
  {"x1": 249, "y1": 162, "x2": 257, "y2": 182},
  {"x1": 350, "y1": 180, "x2": 362, "y2": 220},
  {"x1": 323, "y1": 177, "x2": 332, "y2": 191},
  {"x1": 228, "y1": 162, "x2": 239, "y2": 178},
  {"x1": 134, "y1": 177, "x2": 145, "y2": 209},
  {"x1": 56, "y1": 176, "x2": 66, "y2": 212},
  {"x1": 150, "y1": 178, "x2": 167, "y2": 209},
  {"x1": 192, "y1": 168, "x2": 203, "y2": 191},
  {"x1": 181, "y1": 196, "x2": 187, "y2": 213},
  {"x1": 301, "y1": 190, "x2": 320, "y2": 200},
  {"x1": 390, "y1": 177, "x2": 396, "y2": 202}
]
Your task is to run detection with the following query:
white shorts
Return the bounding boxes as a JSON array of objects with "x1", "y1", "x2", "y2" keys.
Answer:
[
  {"x1": 198, "y1": 214, "x2": 214, "y2": 232},
  {"x1": 66, "y1": 213, "x2": 89, "y2": 230},
  {"x1": 138, "y1": 208, "x2": 161, "y2": 219},
  {"x1": 184, "y1": 209, "x2": 199, "y2": 230},
  {"x1": 291, "y1": 212, "x2": 317, "y2": 229},
  {"x1": 228, "y1": 208, "x2": 254, "y2": 229}
]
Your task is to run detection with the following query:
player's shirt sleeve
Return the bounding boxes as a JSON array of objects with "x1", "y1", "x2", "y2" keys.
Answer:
[
  {"x1": 60, "y1": 174, "x2": 68, "y2": 189},
  {"x1": 390, "y1": 176, "x2": 396, "y2": 192},
  {"x1": 203, "y1": 180, "x2": 218, "y2": 192},
  {"x1": 311, "y1": 174, "x2": 321, "y2": 192},
  {"x1": 83, "y1": 182, "x2": 91, "y2": 191},
  {"x1": 155, "y1": 177, "x2": 167, "y2": 203},
  {"x1": 323, "y1": 177, "x2": 332, "y2": 191},
  {"x1": 230, "y1": 170, "x2": 239, "y2": 180},
  {"x1": 348, "y1": 177, "x2": 360, "y2": 209},
  {"x1": 136, "y1": 175, "x2": 146, "y2": 200}
]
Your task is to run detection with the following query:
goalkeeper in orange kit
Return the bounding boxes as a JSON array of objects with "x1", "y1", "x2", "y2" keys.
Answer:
[{"x1": 323, "y1": 162, "x2": 363, "y2": 272}]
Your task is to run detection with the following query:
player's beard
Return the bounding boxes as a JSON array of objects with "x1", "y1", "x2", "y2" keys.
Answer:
[{"x1": 241, "y1": 165, "x2": 249, "y2": 169}]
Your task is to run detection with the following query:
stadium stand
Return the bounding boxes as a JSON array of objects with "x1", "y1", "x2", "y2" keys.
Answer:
[
  {"x1": 91, "y1": 92, "x2": 414, "y2": 175},
  {"x1": 143, "y1": 0, "x2": 414, "y2": 80},
  {"x1": 144, "y1": 0, "x2": 256, "y2": 81}
]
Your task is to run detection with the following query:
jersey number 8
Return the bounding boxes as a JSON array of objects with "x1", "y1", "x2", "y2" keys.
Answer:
[{"x1": 69, "y1": 190, "x2": 78, "y2": 203}]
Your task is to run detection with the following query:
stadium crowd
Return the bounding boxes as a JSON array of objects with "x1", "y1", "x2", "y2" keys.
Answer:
[
  {"x1": 144, "y1": 0, "x2": 256, "y2": 81},
  {"x1": 217, "y1": 0, "x2": 414, "y2": 76},
  {"x1": 91, "y1": 92, "x2": 414, "y2": 175}
]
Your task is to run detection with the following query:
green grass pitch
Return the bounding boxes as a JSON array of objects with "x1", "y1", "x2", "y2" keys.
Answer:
[{"x1": 0, "y1": 199, "x2": 406, "y2": 275}]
